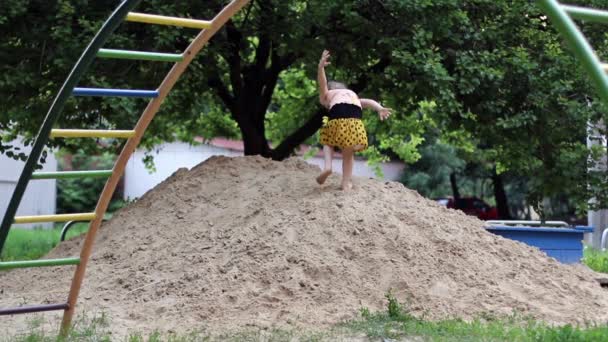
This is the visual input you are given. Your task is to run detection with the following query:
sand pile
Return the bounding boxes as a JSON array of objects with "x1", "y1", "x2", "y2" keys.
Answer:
[{"x1": 2, "y1": 156, "x2": 608, "y2": 336}]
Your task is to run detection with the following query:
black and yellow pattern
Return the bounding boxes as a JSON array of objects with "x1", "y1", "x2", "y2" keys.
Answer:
[{"x1": 319, "y1": 118, "x2": 368, "y2": 151}]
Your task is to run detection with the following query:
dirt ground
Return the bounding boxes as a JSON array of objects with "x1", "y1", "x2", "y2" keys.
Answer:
[{"x1": 2, "y1": 156, "x2": 607, "y2": 337}]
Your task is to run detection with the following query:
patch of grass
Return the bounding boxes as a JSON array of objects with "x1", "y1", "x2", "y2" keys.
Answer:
[
  {"x1": 6, "y1": 295, "x2": 608, "y2": 341},
  {"x1": 0, "y1": 223, "x2": 88, "y2": 261},
  {"x1": 8, "y1": 313, "x2": 329, "y2": 342},
  {"x1": 343, "y1": 292, "x2": 608, "y2": 342},
  {"x1": 582, "y1": 246, "x2": 608, "y2": 273},
  {"x1": 8, "y1": 296, "x2": 608, "y2": 342},
  {"x1": 6, "y1": 312, "x2": 112, "y2": 342}
]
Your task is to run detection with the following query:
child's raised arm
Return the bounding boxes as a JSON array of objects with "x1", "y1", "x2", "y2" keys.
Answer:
[
  {"x1": 360, "y1": 98, "x2": 393, "y2": 121},
  {"x1": 318, "y1": 50, "x2": 330, "y2": 107}
]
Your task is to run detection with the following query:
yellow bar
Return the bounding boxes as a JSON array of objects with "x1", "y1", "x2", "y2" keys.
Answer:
[
  {"x1": 14, "y1": 213, "x2": 96, "y2": 224},
  {"x1": 50, "y1": 129, "x2": 136, "y2": 139},
  {"x1": 126, "y1": 12, "x2": 211, "y2": 29}
]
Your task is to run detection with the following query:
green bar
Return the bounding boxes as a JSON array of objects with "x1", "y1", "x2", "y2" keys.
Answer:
[
  {"x1": 538, "y1": 0, "x2": 608, "y2": 105},
  {"x1": 562, "y1": 5, "x2": 608, "y2": 24},
  {"x1": 0, "y1": 257, "x2": 80, "y2": 270},
  {"x1": 31, "y1": 170, "x2": 113, "y2": 180},
  {"x1": 98, "y1": 49, "x2": 184, "y2": 62}
]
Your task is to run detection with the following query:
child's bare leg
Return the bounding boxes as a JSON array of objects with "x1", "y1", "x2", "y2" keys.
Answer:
[
  {"x1": 341, "y1": 147, "x2": 354, "y2": 190},
  {"x1": 316, "y1": 145, "x2": 333, "y2": 184}
]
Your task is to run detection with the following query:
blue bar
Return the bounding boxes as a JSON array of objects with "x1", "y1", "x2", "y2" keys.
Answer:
[{"x1": 72, "y1": 87, "x2": 159, "y2": 98}]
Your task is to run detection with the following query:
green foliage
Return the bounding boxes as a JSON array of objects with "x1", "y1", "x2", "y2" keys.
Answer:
[
  {"x1": 582, "y1": 246, "x2": 608, "y2": 273},
  {"x1": 345, "y1": 293, "x2": 608, "y2": 341},
  {"x1": 359, "y1": 146, "x2": 390, "y2": 178},
  {"x1": 4, "y1": 0, "x2": 608, "y2": 215},
  {"x1": 56, "y1": 149, "x2": 117, "y2": 214},
  {"x1": 385, "y1": 291, "x2": 415, "y2": 322},
  {"x1": 10, "y1": 312, "x2": 112, "y2": 342},
  {"x1": 301, "y1": 146, "x2": 319, "y2": 161},
  {"x1": 267, "y1": 68, "x2": 318, "y2": 146},
  {"x1": 401, "y1": 140, "x2": 466, "y2": 199},
  {"x1": 0, "y1": 223, "x2": 88, "y2": 261},
  {"x1": 142, "y1": 154, "x2": 157, "y2": 174}
]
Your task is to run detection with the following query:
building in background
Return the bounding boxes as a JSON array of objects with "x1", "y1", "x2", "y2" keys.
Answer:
[
  {"x1": 123, "y1": 138, "x2": 405, "y2": 200},
  {"x1": 0, "y1": 139, "x2": 57, "y2": 229}
]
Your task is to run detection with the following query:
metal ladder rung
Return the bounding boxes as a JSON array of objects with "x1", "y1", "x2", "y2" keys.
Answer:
[
  {"x1": 98, "y1": 48, "x2": 184, "y2": 62},
  {"x1": 32, "y1": 170, "x2": 113, "y2": 180},
  {"x1": 50, "y1": 129, "x2": 136, "y2": 139},
  {"x1": 73, "y1": 87, "x2": 159, "y2": 98},
  {"x1": 14, "y1": 213, "x2": 96, "y2": 224},
  {"x1": 126, "y1": 12, "x2": 212, "y2": 29},
  {"x1": 0, "y1": 257, "x2": 80, "y2": 270},
  {"x1": 562, "y1": 4, "x2": 608, "y2": 24},
  {"x1": 0, "y1": 303, "x2": 69, "y2": 316}
]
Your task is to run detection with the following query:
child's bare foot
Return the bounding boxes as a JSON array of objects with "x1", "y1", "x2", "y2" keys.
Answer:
[
  {"x1": 316, "y1": 169, "x2": 332, "y2": 184},
  {"x1": 341, "y1": 181, "x2": 353, "y2": 191}
]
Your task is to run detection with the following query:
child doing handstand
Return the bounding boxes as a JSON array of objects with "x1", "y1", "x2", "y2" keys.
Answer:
[{"x1": 316, "y1": 50, "x2": 392, "y2": 190}]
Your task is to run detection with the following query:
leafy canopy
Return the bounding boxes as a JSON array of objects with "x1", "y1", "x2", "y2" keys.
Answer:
[{"x1": 2, "y1": 0, "x2": 608, "y2": 212}]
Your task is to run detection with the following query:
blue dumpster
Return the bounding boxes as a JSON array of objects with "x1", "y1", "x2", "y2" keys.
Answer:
[{"x1": 485, "y1": 225, "x2": 593, "y2": 263}]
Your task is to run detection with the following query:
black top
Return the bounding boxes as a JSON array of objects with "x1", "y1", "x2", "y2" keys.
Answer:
[{"x1": 328, "y1": 103, "x2": 363, "y2": 120}]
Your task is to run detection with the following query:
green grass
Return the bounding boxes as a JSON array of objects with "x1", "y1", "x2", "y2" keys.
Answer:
[
  {"x1": 343, "y1": 293, "x2": 608, "y2": 342},
  {"x1": 582, "y1": 246, "x2": 608, "y2": 273},
  {"x1": 6, "y1": 294, "x2": 608, "y2": 341},
  {"x1": 6, "y1": 312, "x2": 114, "y2": 342},
  {"x1": 0, "y1": 223, "x2": 89, "y2": 261}
]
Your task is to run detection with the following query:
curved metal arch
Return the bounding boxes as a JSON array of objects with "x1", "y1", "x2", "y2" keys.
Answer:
[
  {"x1": 60, "y1": 0, "x2": 251, "y2": 333},
  {"x1": 538, "y1": 0, "x2": 608, "y2": 104}
]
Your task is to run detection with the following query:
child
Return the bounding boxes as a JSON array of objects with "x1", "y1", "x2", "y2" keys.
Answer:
[{"x1": 316, "y1": 50, "x2": 392, "y2": 190}]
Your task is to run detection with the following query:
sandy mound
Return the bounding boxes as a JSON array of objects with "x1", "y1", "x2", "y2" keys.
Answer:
[{"x1": 1, "y1": 156, "x2": 608, "y2": 336}]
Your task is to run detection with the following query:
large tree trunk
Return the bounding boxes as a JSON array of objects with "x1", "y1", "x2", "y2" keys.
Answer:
[
  {"x1": 238, "y1": 119, "x2": 270, "y2": 156},
  {"x1": 450, "y1": 172, "x2": 460, "y2": 201},
  {"x1": 234, "y1": 103, "x2": 271, "y2": 157},
  {"x1": 491, "y1": 170, "x2": 511, "y2": 219}
]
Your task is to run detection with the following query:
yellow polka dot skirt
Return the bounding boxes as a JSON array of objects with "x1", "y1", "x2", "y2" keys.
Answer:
[{"x1": 319, "y1": 118, "x2": 368, "y2": 151}]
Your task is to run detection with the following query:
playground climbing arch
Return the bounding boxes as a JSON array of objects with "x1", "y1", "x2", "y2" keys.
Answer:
[{"x1": 0, "y1": 0, "x2": 250, "y2": 334}]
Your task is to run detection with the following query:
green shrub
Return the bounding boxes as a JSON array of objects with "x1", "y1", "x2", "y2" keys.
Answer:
[
  {"x1": 582, "y1": 246, "x2": 608, "y2": 273},
  {"x1": 56, "y1": 149, "x2": 123, "y2": 214},
  {"x1": 0, "y1": 224, "x2": 88, "y2": 261}
]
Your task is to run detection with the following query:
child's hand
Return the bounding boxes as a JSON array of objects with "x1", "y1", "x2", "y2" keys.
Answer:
[
  {"x1": 378, "y1": 107, "x2": 393, "y2": 121},
  {"x1": 319, "y1": 50, "x2": 331, "y2": 68}
]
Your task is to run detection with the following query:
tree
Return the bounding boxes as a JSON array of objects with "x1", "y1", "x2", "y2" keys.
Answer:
[
  {"x1": 0, "y1": 0, "x2": 427, "y2": 162},
  {"x1": 426, "y1": 1, "x2": 603, "y2": 216},
  {"x1": 3, "y1": 0, "x2": 608, "y2": 217}
]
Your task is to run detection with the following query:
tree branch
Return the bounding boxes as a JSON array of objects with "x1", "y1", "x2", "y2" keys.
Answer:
[
  {"x1": 207, "y1": 71, "x2": 236, "y2": 115},
  {"x1": 223, "y1": 21, "x2": 244, "y2": 98},
  {"x1": 270, "y1": 108, "x2": 325, "y2": 161},
  {"x1": 258, "y1": 48, "x2": 292, "y2": 115},
  {"x1": 351, "y1": 56, "x2": 392, "y2": 93},
  {"x1": 255, "y1": 34, "x2": 272, "y2": 71}
]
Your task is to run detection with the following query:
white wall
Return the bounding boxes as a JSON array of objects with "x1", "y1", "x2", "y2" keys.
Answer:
[
  {"x1": 124, "y1": 142, "x2": 242, "y2": 200},
  {"x1": 305, "y1": 155, "x2": 405, "y2": 181},
  {"x1": 124, "y1": 142, "x2": 405, "y2": 200},
  {"x1": 0, "y1": 139, "x2": 57, "y2": 229}
]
